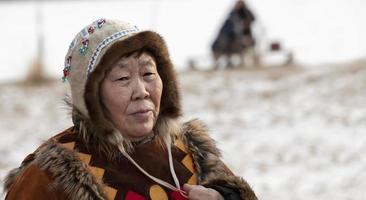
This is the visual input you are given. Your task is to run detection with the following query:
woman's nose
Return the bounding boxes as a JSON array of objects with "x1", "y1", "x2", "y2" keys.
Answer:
[{"x1": 131, "y1": 78, "x2": 149, "y2": 100}]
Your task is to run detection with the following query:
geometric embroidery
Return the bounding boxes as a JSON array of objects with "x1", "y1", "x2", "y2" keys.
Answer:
[
  {"x1": 181, "y1": 156, "x2": 194, "y2": 173},
  {"x1": 59, "y1": 142, "x2": 75, "y2": 151},
  {"x1": 104, "y1": 186, "x2": 118, "y2": 200},
  {"x1": 58, "y1": 140, "x2": 118, "y2": 200},
  {"x1": 86, "y1": 26, "x2": 139, "y2": 76},
  {"x1": 62, "y1": 18, "x2": 106, "y2": 82},
  {"x1": 76, "y1": 152, "x2": 91, "y2": 164},
  {"x1": 149, "y1": 184, "x2": 168, "y2": 200},
  {"x1": 88, "y1": 166, "x2": 105, "y2": 182},
  {"x1": 57, "y1": 132, "x2": 197, "y2": 200},
  {"x1": 174, "y1": 139, "x2": 188, "y2": 153},
  {"x1": 187, "y1": 173, "x2": 198, "y2": 185},
  {"x1": 174, "y1": 138, "x2": 198, "y2": 185}
]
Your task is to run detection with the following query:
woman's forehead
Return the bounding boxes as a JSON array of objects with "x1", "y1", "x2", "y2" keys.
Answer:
[{"x1": 114, "y1": 52, "x2": 156, "y2": 69}]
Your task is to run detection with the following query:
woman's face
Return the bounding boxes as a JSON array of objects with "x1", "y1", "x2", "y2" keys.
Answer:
[{"x1": 100, "y1": 52, "x2": 163, "y2": 141}]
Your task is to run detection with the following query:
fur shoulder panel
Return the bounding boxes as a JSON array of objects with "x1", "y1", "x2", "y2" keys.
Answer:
[
  {"x1": 182, "y1": 119, "x2": 221, "y2": 157},
  {"x1": 181, "y1": 119, "x2": 223, "y2": 182},
  {"x1": 3, "y1": 153, "x2": 36, "y2": 192},
  {"x1": 4, "y1": 141, "x2": 106, "y2": 200},
  {"x1": 34, "y1": 141, "x2": 105, "y2": 200},
  {"x1": 181, "y1": 119, "x2": 258, "y2": 200}
]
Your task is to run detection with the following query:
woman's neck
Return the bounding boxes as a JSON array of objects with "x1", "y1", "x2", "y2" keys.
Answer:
[{"x1": 129, "y1": 132, "x2": 155, "y2": 146}]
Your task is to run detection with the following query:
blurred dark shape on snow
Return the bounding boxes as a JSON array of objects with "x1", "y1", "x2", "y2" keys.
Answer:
[
  {"x1": 211, "y1": 0, "x2": 257, "y2": 69},
  {"x1": 210, "y1": 0, "x2": 294, "y2": 70}
]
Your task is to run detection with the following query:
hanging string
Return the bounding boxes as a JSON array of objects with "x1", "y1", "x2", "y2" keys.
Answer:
[{"x1": 119, "y1": 136, "x2": 188, "y2": 198}]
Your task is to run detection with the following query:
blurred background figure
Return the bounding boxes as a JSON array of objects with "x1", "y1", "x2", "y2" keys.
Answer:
[{"x1": 211, "y1": 0, "x2": 256, "y2": 69}]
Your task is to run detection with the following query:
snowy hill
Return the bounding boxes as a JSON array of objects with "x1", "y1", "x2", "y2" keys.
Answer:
[{"x1": 1, "y1": 61, "x2": 366, "y2": 199}]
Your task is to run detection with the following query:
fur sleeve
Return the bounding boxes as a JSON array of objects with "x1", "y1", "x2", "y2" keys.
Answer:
[
  {"x1": 3, "y1": 141, "x2": 106, "y2": 200},
  {"x1": 5, "y1": 163, "x2": 68, "y2": 200},
  {"x1": 182, "y1": 119, "x2": 258, "y2": 200}
]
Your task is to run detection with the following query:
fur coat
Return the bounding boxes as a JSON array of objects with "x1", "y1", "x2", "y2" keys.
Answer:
[{"x1": 4, "y1": 120, "x2": 257, "y2": 200}]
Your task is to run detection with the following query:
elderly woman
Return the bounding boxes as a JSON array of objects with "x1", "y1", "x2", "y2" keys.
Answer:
[{"x1": 4, "y1": 19, "x2": 257, "y2": 200}]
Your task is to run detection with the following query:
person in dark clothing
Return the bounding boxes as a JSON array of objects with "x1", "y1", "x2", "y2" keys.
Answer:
[
  {"x1": 233, "y1": 0, "x2": 256, "y2": 49},
  {"x1": 212, "y1": 0, "x2": 256, "y2": 69}
]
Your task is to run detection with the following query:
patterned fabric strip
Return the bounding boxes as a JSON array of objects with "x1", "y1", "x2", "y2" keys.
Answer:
[{"x1": 86, "y1": 26, "x2": 140, "y2": 76}]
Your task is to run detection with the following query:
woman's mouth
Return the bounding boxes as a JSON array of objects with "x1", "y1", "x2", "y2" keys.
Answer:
[{"x1": 130, "y1": 109, "x2": 153, "y2": 120}]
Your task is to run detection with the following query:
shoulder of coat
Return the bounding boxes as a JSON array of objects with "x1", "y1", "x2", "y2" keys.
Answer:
[
  {"x1": 180, "y1": 119, "x2": 221, "y2": 157},
  {"x1": 35, "y1": 138, "x2": 107, "y2": 200},
  {"x1": 181, "y1": 119, "x2": 208, "y2": 135},
  {"x1": 4, "y1": 163, "x2": 69, "y2": 199},
  {"x1": 4, "y1": 127, "x2": 106, "y2": 200},
  {"x1": 3, "y1": 127, "x2": 75, "y2": 193}
]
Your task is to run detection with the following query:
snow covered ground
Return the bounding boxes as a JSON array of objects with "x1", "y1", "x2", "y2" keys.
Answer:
[{"x1": 1, "y1": 61, "x2": 366, "y2": 199}]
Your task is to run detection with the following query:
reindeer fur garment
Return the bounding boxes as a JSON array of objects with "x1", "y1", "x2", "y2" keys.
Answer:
[{"x1": 4, "y1": 120, "x2": 257, "y2": 200}]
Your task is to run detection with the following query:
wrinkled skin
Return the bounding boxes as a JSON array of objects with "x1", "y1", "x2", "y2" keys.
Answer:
[{"x1": 100, "y1": 52, "x2": 163, "y2": 141}]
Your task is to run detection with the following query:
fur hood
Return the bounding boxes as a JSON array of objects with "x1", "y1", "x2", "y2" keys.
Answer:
[{"x1": 63, "y1": 19, "x2": 181, "y2": 154}]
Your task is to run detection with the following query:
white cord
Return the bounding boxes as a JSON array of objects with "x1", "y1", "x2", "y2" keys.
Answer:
[
  {"x1": 119, "y1": 137, "x2": 188, "y2": 198},
  {"x1": 166, "y1": 136, "x2": 188, "y2": 198}
]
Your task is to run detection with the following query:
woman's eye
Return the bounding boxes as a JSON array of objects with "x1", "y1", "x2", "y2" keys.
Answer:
[
  {"x1": 116, "y1": 76, "x2": 129, "y2": 81},
  {"x1": 144, "y1": 72, "x2": 155, "y2": 77},
  {"x1": 143, "y1": 72, "x2": 156, "y2": 80}
]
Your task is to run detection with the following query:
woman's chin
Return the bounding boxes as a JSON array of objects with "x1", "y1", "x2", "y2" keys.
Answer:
[
  {"x1": 127, "y1": 125, "x2": 154, "y2": 141},
  {"x1": 128, "y1": 132, "x2": 152, "y2": 141}
]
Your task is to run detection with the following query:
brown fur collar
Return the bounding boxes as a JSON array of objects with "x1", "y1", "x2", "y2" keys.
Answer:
[{"x1": 182, "y1": 119, "x2": 258, "y2": 200}]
